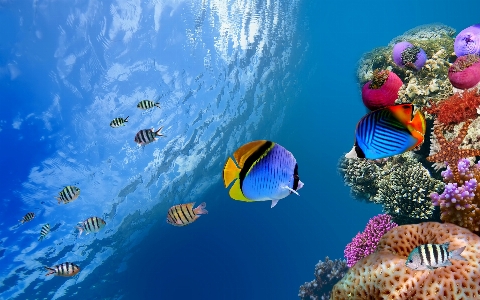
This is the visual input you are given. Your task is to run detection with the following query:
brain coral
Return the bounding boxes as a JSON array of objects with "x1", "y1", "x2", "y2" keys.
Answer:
[{"x1": 331, "y1": 222, "x2": 480, "y2": 300}]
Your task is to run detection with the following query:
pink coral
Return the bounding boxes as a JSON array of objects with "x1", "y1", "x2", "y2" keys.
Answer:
[
  {"x1": 332, "y1": 222, "x2": 480, "y2": 300},
  {"x1": 344, "y1": 214, "x2": 397, "y2": 267},
  {"x1": 361, "y1": 70, "x2": 403, "y2": 110},
  {"x1": 448, "y1": 54, "x2": 480, "y2": 89}
]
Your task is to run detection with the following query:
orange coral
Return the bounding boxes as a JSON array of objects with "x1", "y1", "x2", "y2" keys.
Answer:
[
  {"x1": 425, "y1": 89, "x2": 480, "y2": 125},
  {"x1": 331, "y1": 222, "x2": 480, "y2": 300}
]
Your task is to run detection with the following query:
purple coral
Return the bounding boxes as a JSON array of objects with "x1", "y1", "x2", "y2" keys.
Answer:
[
  {"x1": 430, "y1": 159, "x2": 479, "y2": 218},
  {"x1": 392, "y1": 41, "x2": 427, "y2": 70},
  {"x1": 344, "y1": 214, "x2": 397, "y2": 267},
  {"x1": 454, "y1": 24, "x2": 480, "y2": 57}
]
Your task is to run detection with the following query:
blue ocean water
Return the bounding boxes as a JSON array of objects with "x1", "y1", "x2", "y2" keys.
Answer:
[{"x1": 1, "y1": 0, "x2": 480, "y2": 299}]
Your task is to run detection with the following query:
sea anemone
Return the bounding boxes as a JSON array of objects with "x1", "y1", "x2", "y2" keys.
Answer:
[
  {"x1": 448, "y1": 54, "x2": 480, "y2": 89},
  {"x1": 454, "y1": 24, "x2": 480, "y2": 57},
  {"x1": 361, "y1": 69, "x2": 403, "y2": 110},
  {"x1": 392, "y1": 41, "x2": 427, "y2": 70}
]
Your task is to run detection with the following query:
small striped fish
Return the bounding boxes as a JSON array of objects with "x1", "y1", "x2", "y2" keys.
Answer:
[
  {"x1": 56, "y1": 186, "x2": 81, "y2": 204},
  {"x1": 110, "y1": 116, "x2": 129, "y2": 128},
  {"x1": 38, "y1": 224, "x2": 50, "y2": 241},
  {"x1": 45, "y1": 262, "x2": 80, "y2": 277},
  {"x1": 134, "y1": 127, "x2": 165, "y2": 145},
  {"x1": 406, "y1": 242, "x2": 467, "y2": 270},
  {"x1": 77, "y1": 217, "x2": 106, "y2": 236},
  {"x1": 166, "y1": 202, "x2": 208, "y2": 226},
  {"x1": 20, "y1": 212, "x2": 35, "y2": 224},
  {"x1": 137, "y1": 100, "x2": 160, "y2": 110}
]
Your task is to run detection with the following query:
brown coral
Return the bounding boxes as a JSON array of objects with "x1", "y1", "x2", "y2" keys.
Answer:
[
  {"x1": 425, "y1": 89, "x2": 480, "y2": 125},
  {"x1": 331, "y1": 222, "x2": 480, "y2": 300}
]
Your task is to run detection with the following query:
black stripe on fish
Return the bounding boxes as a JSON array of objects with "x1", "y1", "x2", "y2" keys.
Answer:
[
  {"x1": 292, "y1": 163, "x2": 299, "y2": 192},
  {"x1": 180, "y1": 205, "x2": 192, "y2": 223},
  {"x1": 239, "y1": 141, "x2": 273, "y2": 189},
  {"x1": 424, "y1": 245, "x2": 432, "y2": 266},
  {"x1": 168, "y1": 209, "x2": 177, "y2": 224},
  {"x1": 175, "y1": 206, "x2": 185, "y2": 225},
  {"x1": 185, "y1": 205, "x2": 195, "y2": 220},
  {"x1": 431, "y1": 244, "x2": 439, "y2": 266}
]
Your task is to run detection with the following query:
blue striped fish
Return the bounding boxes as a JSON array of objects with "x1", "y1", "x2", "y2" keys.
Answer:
[
  {"x1": 223, "y1": 140, "x2": 304, "y2": 208},
  {"x1": 38, "y1": 223, "x2": 50, "y2": 241},
  {"x1": 406, "y1": 243, "x2": 467, "y2": 270},
  {"x1": 345, "y1": 104, "x2": 426, "y2": 159},
  {"x1": 134, "y1": 127, "x2": 165, "y2": 145},
  {"x1": 137, "y1": 100, "x2": 160, "y2": 110}
]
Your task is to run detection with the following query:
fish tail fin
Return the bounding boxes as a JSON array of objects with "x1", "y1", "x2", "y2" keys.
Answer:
[
  {"x1": 155, "y1": 102, "x2": 161, "y2": 108},
  {"x1": 284, "y1": 185, "x2": 299, "y2": 196},
  {"x1": 76, "y1": 226, "x2": 83, "y2": 237},
  {"x1": 45, "y1": 267, "x2": 56, "y2": 276},
  {"x1": 125, "y1": 116, "x2": 129, "y2": 122},
  {"x1": 223, "y1": 157, "x2": 240, "y2": 187},
  {"x1": 449, "y1": 246, "x2": 468, "y2": 261},
  {"x1": 155, "y1": 127, "x2": 164, "y2": 137},
  {"x1": 194, "y1": 202, "x2": 208, "y2": 215}
]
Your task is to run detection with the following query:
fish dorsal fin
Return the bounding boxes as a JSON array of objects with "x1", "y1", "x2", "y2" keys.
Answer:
[
  {"x1": 233, "y1": 140, "x2": 270, "y2": 168},
  {"x1": 229, "y1": 180, "x2": 252, "y2": 202}
]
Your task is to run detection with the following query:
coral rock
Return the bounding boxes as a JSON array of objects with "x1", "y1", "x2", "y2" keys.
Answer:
[
  {"x1": 331, "y1": 222, "x2": 480, "y2": 300},
  {"x1": 299, "y1": 257, "x2": 348, "y2": 300},
  {"x1": 454, "y1": 24, "x2": 480, "y2": 57},
  {"x1": 448, "y1": 54, "x2": 480, "y2": 89},
  {"x1": 361, "y1": 70, "x2": 403, "y2": 110}
]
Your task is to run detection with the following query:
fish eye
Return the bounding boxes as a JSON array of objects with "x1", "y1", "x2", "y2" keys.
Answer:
[{"x1": 408, "y1": 259, "x2": 413, "y2": 263}]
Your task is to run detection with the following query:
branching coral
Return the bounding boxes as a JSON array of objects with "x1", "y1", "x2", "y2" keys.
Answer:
[
  {"x1": 372, "y1": 153, "x2": 444, "y2": 221},
  {"x1": 344, "y1": 214, "x2": 397, "y2": 267},
  {"x1": 425, "y1": 88, "x2": 480, "y2": 125},
  {"x1": 331, "y1": 222, "x2": 480, "y2": 300},
  {"x1": 298, "y1": 257, "x2": 348, "y2": 300},
  {"x1": 337, "y1": 157, "x2": 380, "y2": 202},
  {"x1": 430, "y1": 158, "x2": 480, "y2": 232},
  {"x1": 339, "y1": 153, "x2": 444, "y2": 223}
]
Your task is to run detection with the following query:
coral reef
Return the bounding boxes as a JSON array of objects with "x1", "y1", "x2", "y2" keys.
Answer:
[
  {"x1": 448, "y1": 54, "x2": 480, "y2": 89},
  {"x1": 298, "y1": 257, "x2": 348, "y2": 300},
  {"x1": 337, "y1": 157, "x2": 380, "y2": 201},
  {"x1": 331, "y1": 222, "x2": 480, "y2": 300},
  {"x1": 344, "y1": 214, "x2": 397, "y2": 267},
  {"x1": 356, "y1": 24, "x2": 455, "y2": 107},
  {"x1": 392, "y1": 41, "x2": 427, "y2": 70},
  {"x1": 361, "y1": 69, "x2": 403, "y2": 110},
  {"x1": 454, "y1": 24, "x2": 480, "y2": 57},
  {"x1": 427, "y1": 120, "x2": 480, "y2": 183},
  {"x1": 425, "y1": 88, "x2": 480, "y2": 125},
  {"x1": 430, "y1": 158, "x2": 480, "y2": 233}
]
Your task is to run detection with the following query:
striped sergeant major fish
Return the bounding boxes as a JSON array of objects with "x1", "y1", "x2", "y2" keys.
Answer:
[
  {"x1": 406, "y1": 242, "x2": 467, "y2": 270},
  {"x1": 110, "y1": 116, "x2": 129, "y2": 128},
  {"x1": 77, "y1": 216, "x2": 106, "y2": 236},
  {"x1": 20, "y1": 212, "x2": 35, "y2": 224},
  {"x1": 38, "y1": 223, "x2": 50, "y2": 241},
  {"x1": 134, "y1": 127, "x2": 165, "y2": 145},
  {"x1": 45, "y1": 262, "x2": 80, "y2": 277},
  {"x1": 166, "y1": 202, "x2": 208, "y2": 226},
  {"x1": 56, "y1": 186, "x2": 81, "y2": 204},
  {"x1": 137, "y1": 100, "x2": 160, "y2": 110}
]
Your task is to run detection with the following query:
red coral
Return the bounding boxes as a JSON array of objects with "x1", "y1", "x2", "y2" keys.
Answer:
[{"x1": 425, "y1": 89, "x2": 480, "y2": 125}]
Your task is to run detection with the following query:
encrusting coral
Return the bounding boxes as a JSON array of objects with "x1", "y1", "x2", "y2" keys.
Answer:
[
  {"x1": 298, "y1": 257, "x2": 348, "y2": 300},
  {"x1": 344, "y1": 214, "x2": 397, "y2": 267},
  {"x1": 431, "y1": 158, "x2": 480, "y2": 233},
  {"x1": 331, "y1": 222, "x2": 480, "y2": 300}
]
